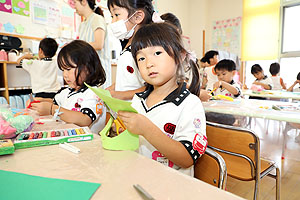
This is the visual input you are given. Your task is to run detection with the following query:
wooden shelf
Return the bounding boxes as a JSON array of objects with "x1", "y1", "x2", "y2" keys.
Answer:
[
  {"x1": 8, "y1": 86, "x2": 32, "y2": 90},
  {"x1": 0, "y1": 32, "x2": 43, "y2": 41},
  {"x1": 0, "y1": 61, "x2": 18, "y2": 64}
]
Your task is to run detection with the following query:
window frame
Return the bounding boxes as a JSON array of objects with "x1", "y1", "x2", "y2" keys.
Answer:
[{"x1": 280, "y1": 0, "x2": 300, "y2": 58}]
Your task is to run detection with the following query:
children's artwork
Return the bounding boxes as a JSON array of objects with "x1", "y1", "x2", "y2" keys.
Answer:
[
  {"x1": 14, "y1": 24, "x2": 24, "y2": 34},
  {"x1": 32, "y1": 1, "x2": 47, "y2": 24},
  {"x1": 96, "y1": 0, "x2": 107, "y2": 9},
  {"x1": 152, "y1": 0, "x2": 158, "y2": 12},
  {"x1": 48, "y1": 3, "x2": 61, "y2": 27},
  {"x1": 212, "y1": 16, "x2": 242, "y2": 55},
  {"x1": 61, "y1": 5, "x2": 74, "y2": 28},
  {"x1": 12, "y1": 0, "x2": 30, "y2": 17},
  {"x1": 0, "y1": 0, "x2": 12, "y2": 13},
  {"x1": 0, "y1": 23, "x2": 3, "y2": 30},
  {"x1": 3, "y1": 22, "x2": 14, "y2": 32}
]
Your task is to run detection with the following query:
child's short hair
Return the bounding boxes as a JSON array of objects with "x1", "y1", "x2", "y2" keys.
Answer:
[
  {"x1": 297, "y1": 72, "x2": 300, "y2": 80},
  {"x1": 107, "y1": 0, "x2": 154, "y2": 24},
  {"x1": 39, "y1": 38, "x2": 58, "y2": 58},
  {"x1": 269, "y1": 62, "x2": 280, "y2": 76},
  {"x1": 214, "y1": 59, "x2": 236, "y2": 72},
  {"x1": 204, "y1": 50, "x2": 218, "y2": 64},
  {"x1": 57, "y1": 40, "x2": 106, "y2": 87},
  {"x1": 251, "y1": 64, "x2": 263, "y2": 74},
  {"x1": 160, "y1": 13, "x2": 182, "y2": 34}
]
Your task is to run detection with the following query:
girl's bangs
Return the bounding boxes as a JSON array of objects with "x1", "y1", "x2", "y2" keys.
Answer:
[
  {"x1": 132, "y1": 26, "x2": 174, "y2": 57},
  {"x1": 57, "y1": 52, "x2": 77, "y2": 70}
]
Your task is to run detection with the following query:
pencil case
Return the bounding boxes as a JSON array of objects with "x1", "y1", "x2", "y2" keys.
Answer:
[{"x1": 99, "y1": 117, "x2": 139, "y2": 151}]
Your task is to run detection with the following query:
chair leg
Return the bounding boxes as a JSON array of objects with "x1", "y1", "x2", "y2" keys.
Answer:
[
  {"x1": 254, "y1": 177, "x2": 260, "y2": 200},
  {"x1": 276, "y1": 167, "x2": 281, "y2": 200}
]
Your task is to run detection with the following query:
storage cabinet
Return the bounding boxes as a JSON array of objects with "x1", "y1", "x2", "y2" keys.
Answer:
[{"x1": 1, "y1": 61, "x2": 31, "y2": 104}]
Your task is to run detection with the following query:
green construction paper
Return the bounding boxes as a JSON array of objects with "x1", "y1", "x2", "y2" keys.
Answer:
[
  {"x1": 0, "y1": 170, "x2": 101, "y2": 200},
  {"x1": 85, "y1": 83, "x2": 137, "y2": 113},
  {"x1": 85, "y1": 84, "x2": 139, "y2": 151},
  {"x1": 100, "y1": 117, "x2": 139, "y2": 151}
]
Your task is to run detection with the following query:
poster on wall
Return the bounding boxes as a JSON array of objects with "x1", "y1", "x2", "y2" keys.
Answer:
[
  {"x1": 12, "y1": 0, "x2": 30, "y2": 17},
  {"x1": 32, "y1": 1, "x2": 47, "y2": 24},
  {"x1": 212, "y1": 16, "x2": 242, "y2": 55},
  {"x1": 0, "y1": 0, "x2": 12, "y2": 13},
  {"x1": 61, "y1": 5, "x2": 74, "y2": 28},
  {"x1": 48, "y1": 2, "x2": 61, "y2": 27},
  {"x1": 96, "y1": 0, "x2": 107, "y2": 8},
  {"x1": 152, "y1": 0, "x2": 158, "y2": 12}
]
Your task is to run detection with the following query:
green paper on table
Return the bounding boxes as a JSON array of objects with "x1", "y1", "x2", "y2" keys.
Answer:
[
  {"x1": 0, "y1": 170, "x2": 101, "y2": 200},
  {"x1": 85, "y1": 84, "x2": 139, "y2": 151},
  {"x1": 85, "y1": 83, "x2": 137, "y2": 113}
]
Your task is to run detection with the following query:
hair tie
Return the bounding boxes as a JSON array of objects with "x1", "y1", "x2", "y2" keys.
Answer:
[
  {"x1": 152, "y1": 11, "x2": 165, "y2": 23},
  {"x1": 187, "y1": 51, "x2": 197, "y2": 63},
  {"x1": 93, "y1": 4, "x2": 98, "y2": 11}
]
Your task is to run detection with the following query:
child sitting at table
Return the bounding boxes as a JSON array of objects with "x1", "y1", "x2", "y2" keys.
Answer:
[
  {"x1": 251, "y1": 64, "x2": 273, "y2": 90},
  {"x1": 269, "y1": 62, "x2": 286, "y2": 90},
  {"x1": 30, "y1": 40, "x2": 107, "y2": 133},
  {"x1": 17, "y1": 38, "x2": 61, "y2": 99},
  {"x1": 211, "y1": 59, "x2": 241, "y2": 98},
  {"x1": 118, "y1": 23, "x2": 207, "y2": 176},
  {"x1": 201, "y1": 50, "x2": 219, "y2": 91},
  {"x1": 287, "y1": 72, "x2": 300, "y2": 92}
]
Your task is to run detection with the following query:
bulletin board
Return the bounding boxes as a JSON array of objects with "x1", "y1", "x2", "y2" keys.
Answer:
[
  {"x1": 0, "y1": 0, "x2": 80, "y2": 40},
  {"x1": 212, "y1": 16, "x2": 242, "y2": 55}
]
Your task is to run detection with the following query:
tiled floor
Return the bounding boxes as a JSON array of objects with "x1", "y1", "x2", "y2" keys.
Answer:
[{"x1": 226, "y1": 118, "x2": 300, "y2": 199}]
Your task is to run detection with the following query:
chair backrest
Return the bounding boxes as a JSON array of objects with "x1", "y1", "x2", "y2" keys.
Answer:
[
  {"x1": 206, "y1": 122, "x2": 260, "y2": 181},
  {"x1": 194, "y1": 147, "x2": 227, "y2": 189}
]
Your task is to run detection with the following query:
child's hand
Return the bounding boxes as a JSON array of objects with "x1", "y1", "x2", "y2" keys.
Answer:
[
  {"x1": 118, "y1": 111, "x2": 154, "y2": 137},
  {"x1": 296, "y1": 80, "x2": 300, "y2": 85},
  {"x1": 199, "y1": 89, "x2": 211, "y2": 101},
  {"x1": 31, "y1": 102, "x2": 52, "y2": 116},
  {"x1": 253, "y1": 81, "x2": 261, "y2": 86},
  {"x1": 213, "y1": 81, "x2": 222, "y2": 90}
]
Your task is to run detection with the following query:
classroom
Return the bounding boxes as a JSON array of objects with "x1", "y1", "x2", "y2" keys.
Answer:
[{"x1": 0, "y1": 0, "x2": 299, "y2": 199}]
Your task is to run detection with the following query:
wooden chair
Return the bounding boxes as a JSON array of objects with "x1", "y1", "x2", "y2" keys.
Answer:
[
  {"x1": 194, "y1": 147, "x2": 227, "y2": 189},
  {"x1": 206, "y1": 122, "x2": 280, "y2": 200}
]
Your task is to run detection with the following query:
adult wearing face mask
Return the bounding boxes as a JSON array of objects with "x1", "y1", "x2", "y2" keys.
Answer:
[
  {"x1": 106, "y1": 0, "x2": 158, "y2": 101},
  {"x1": 74, "y1": 0, "x2": 111, "y2": 89}
]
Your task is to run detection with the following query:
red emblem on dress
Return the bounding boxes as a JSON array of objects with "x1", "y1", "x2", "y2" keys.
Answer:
[
  {"x1": 164, "y1": 123, "x2": 176, "y2": 135},
  {"x1": 193, "y1": 133, "x2": 208, "y2": 154},
  {"x1": 127, "y1": 66, "x2": 134, "y2": 73}
]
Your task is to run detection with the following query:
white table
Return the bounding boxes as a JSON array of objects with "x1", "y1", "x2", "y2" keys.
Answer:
[
  {"x1": 243, "y1": 89, "x2": 300, "y2": 101},
  {"x1": 0, "y1": 134, "x2": 243, "y2": 200},
  {"x1": 202, "y1": 99, "x2": 300, "y2": 159}
]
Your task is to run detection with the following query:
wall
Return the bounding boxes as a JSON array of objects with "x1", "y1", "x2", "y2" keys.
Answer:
[
  {"x1": 156, "y1": 0, "x2": 243, "y2": 58},
  {"x1": 0, "y1": 0, "x2": 80, "y2": 39},
  {"x1": 203, "y1": 0, "x2": 243, "y2": 56}
]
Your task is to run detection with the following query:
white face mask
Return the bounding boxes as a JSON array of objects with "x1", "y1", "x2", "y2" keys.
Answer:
[{"x1": 109, "y1": 12, "x2": 137, "y2": 40}]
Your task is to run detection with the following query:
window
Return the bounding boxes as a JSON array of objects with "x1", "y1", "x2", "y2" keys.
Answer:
[{"x1": 282, "y1": 4, "x2": 300, "y2": 53}]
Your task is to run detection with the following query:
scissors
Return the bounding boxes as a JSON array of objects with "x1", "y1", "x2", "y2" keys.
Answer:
[
  {"x1": 104, "y1": 103, "x2": 126, "y2": 135},
  {"x1": 27, "y1": 93, "x2": 40, "y2": 109}
]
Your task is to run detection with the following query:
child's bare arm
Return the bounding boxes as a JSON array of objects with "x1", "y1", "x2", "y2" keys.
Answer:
[
  {"x1": 31, "y1": 102, "x2": 92, "y2": 126},
  {"x1": 220, "y1": 81, "x2": 239, "y2": 95},
  {"x1": 118, "y1": 111, "x2": 194, "y2": 168},
  {"x1": 17, "y1": 54, "x2": 34, "y2": 65},
  {"x1": 253, "y1": 81, "x2": 271, "y2": 90},
  {"x1": 287, "y1": 80, "x2": 300, "y2": 92}
]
